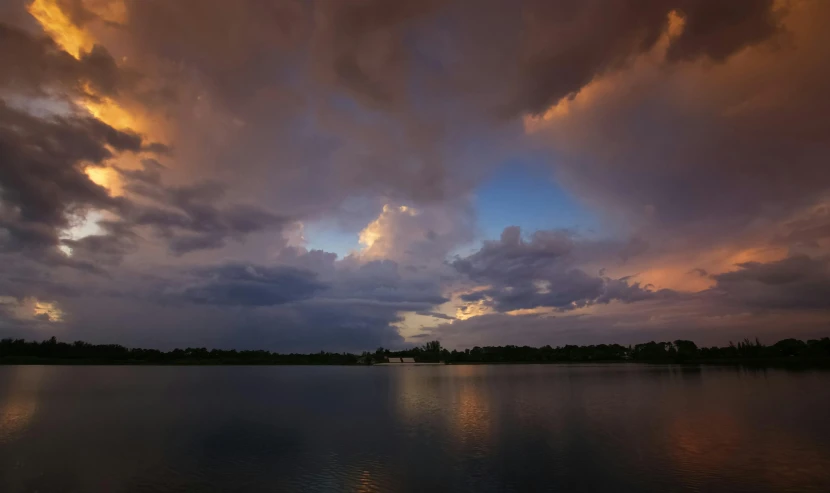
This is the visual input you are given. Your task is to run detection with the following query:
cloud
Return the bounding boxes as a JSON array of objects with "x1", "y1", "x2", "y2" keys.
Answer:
[
  {"x1": 0, "y1": 22, "x2": 126, "y2": 97},
  {"x1": 527, "y1": 1, "x2": 830, "y2": 239},
  {"x1": 64, "y1": 159, "x2": 288, "y2": 256},
  {"x1": 0, "y1": 0, "x2": 828, "y2": 351},
  {"x1": 508, "y1": 0, "x2": 783, "y2": 116},
  {"x1": 415, "y1": 310, "x2": 454, "y2": 320},
  {"x1": 0, "y1": 255, "x2": 84, "y2": 301},
  {"x1": 0, "y1": 100, "x2": 139, "y2": 253},
  {"x1": 427, "y1": 300, "x2": 830, "y2": 350},
  {"x1": 175, "y1": 263, "x2": 326, "y2": 307},
  {"x1": 115, "y1": 0, "x2": 782, "y2": 213},
  {"x1": 305, "y1": 0, "x2": 783, "y2": 117},
  {"x1": 60, "y1": 219, "x2": 138, "y2": 264},
  {"x1": 712, "y1": 255, "x2": 830, "y2": 310},
  {"x1": 329, "y1": 259, "x2": 448, "y2": 306},
  {"x1": 664, "y1": 0, "x2": 780, "y2": 62},
  {"x1": 774, "y1": 202, "x2": 830, "y2": 248},
  {"x1": 356, "y1": 201, "x2": 474, "y2": 266},
  {"x1": 452, "y1": 226, "x2": 666, "y2": 312},
  {"x1": 0, "y1": 98, "x2": 282, "y2": 262}
]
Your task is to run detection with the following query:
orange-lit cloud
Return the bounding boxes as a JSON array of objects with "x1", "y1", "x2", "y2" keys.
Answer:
[
  {"x1": 26, "y1": 0, "x2": 94, "y2": 59},
  {"x1": 33, "y1": 300, "x2": 64, "y2": 322},
  {"x1": 524, "y1": 10, "x2": 685, "y2": 132},
  {"x1": 613, "y1": 245, "x2": 790, "y2": 293},
  {"x1": 358, "y1": 204, "x2": 418, "y2": 254},
  {"x1": 82, "y1": 95, "x2": 137, "y2": 132},
  {"x1": 84, "y1": 166, "x2": 122, "y2": 195},
  {"x1": 26, "y1": 0, "x2": 127, "y2": 59},
  {"x1": 0, "y1": 296, "x2": 65, "y2": 323},
  {"x1": 453, "y1": 285, "x2": 494, "y2": 320},
  {"x1": 23, "y1": 0, "x2": 167, "y2": 237}
]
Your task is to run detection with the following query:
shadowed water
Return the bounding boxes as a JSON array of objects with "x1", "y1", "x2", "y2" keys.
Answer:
[{"x1": 1, "y1": 364, "x2": 829, "y2": 492}]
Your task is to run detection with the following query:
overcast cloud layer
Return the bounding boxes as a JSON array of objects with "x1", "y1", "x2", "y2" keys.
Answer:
[{"x1": 1, "y1": 0, "x2": 829, "y2": 350}]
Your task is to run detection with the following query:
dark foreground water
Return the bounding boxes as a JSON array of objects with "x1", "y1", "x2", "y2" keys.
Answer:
[{"x1": 1, "y1": 365, "x2": 829, "y2": 493}]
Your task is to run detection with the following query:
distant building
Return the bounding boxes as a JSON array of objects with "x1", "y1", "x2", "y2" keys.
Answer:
[{"x1": 385, "y1": 356, "x2": 416, "y2": 364}]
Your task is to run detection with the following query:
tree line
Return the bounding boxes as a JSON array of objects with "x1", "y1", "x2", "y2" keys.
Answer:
[
  {"x1": 1, "y1": 336, "x2": 829, "y2": 365},
  {"x1": 0, "y1": 337, "x2": 358, "y2": 365},
  {"x1": 371, "y1": 337, "x2": 830, "y2": 365}
]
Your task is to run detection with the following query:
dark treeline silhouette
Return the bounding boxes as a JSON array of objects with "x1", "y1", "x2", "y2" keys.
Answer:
[
  {"x1": 2, "y1": 336, "x2": 830, "y2": 365},
  {"x1": 0, "y1": 337, "x2": 358, "y2": 365},
  {"x1": 373, "y1": 338, "x2": 830, "y2": 365}
]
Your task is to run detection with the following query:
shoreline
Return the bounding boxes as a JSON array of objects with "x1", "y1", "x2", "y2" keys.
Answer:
[{"x1": 2, "y1": 358, "x2": 829, "y2": 368}]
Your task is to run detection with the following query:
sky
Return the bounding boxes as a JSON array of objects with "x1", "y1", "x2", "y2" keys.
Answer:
[{"x1": 1, "y1": 0, "x2": 830, "y2": 351}]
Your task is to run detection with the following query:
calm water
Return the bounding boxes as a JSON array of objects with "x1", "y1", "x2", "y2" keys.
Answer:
[{"x1": 1, "y1": 365, "x2": 829, "y2": 492}]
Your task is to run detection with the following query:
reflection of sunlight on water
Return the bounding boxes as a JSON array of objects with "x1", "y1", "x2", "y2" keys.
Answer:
[
  {"x1": 392, "y1": 366, "x2": 494, "y2": 453},
  {"x1": 355, "y1": 468, "x2": 377, "y2": 493},
  {"x1": 392, "y1": 368, "x2": 441, "y2": 426},
  {"x1": 390, "y1": 365, "x2": 496, "y2": 486},
  {"x1": 449, "y1": 367, "x2": 492, "y2": 452},
  {"x1": 0, "y1": 366, "x2": 47, "y2": 443},
  {"x1": 666, "y1": 411, "x2": 743, "y2": 482},
  {"x1": 297, "y1": 453, "x2": 388, "y2": 493},
  {"x1": 665, "y1": 409, "x2": 830, "y2": 490}
]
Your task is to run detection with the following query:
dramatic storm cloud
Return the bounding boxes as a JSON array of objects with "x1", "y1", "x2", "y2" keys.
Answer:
[
  {"x1": 1, "y1": 0, "x2": 829, "y2": 350},
  {"x1": 451, "y1": 226, "x2": 664, "y2": 313}
]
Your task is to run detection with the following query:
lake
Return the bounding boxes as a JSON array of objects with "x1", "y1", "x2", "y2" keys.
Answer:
[{"x1": 1, "y1": 364, "x2": 829, "y2": 492}]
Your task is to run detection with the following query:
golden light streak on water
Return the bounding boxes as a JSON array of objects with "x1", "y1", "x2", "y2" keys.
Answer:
[{"x1": 0, "y1": 366, "x2": 47, "y2": 444}]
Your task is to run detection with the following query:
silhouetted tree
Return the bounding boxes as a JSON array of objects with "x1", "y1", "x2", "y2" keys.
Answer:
[{"x1": 2, "y1": 336, "x2": 829, "y2": 366}]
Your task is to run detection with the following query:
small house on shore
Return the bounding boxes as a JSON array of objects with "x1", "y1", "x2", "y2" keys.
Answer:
[{"x1": 386, "y1": 357, "x2": 415, "y2": 364}]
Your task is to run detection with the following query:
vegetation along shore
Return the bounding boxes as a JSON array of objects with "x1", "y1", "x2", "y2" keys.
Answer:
[{"x1": 2, "y1": 337, "x2": 829, "y2": 367}]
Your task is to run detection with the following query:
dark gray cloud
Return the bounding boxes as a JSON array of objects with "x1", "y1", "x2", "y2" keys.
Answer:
[
  {"x1": 27, "y1": 293, "x2": 407, "y2": 352},
  {"x1": 415, "y1": 310, "x2": 455, "y2": 320},
  {"x1": 118, "y1": 0, "x2": 783, "y2": 114},
  {"x1": 153, "y1": 254, "x2": 449, "y2": 348},
  {"x1": 329, "y1": 259, "x2": 448, "y2": 305},
  {"x1": 0, "y1": 100, "x2": 281, "y2": 263},
  {"x1": 272, "y1": 247, "x2": 450, "y2": 310},
  {"x1": 712, "y1": 255, "x2": 830, "y2": 310},
  {"x1": 0, "y1": 255, "x2": 84, "y2": 300},
  {"x1": 665, "y1": 0, "x2": 780, "y2": 62},
  {"x1": 508, "y1": 0, "x2": 781, "y2": 115},
  {"x1": 528, "y1": 1, "x2": 830, "y2": 250},
  {"x1": 60, "y1": 220, "x2": 138, "y2": 265},
  {"x1": 0, "y1": 99, "x2": 285, "y2": 264},
  {"x1": 177, "y1": 263, "x2": 326, "y2": 306},
  {"x1": 307, "y1": 0, "x2": 783, "y2": 116},
  {"x1": 0, "y1": 21, "x2": 129, "y2": 97},
  {"x1": 0, "y1": 251, "x2": 442, "y2": 351},
  {"x1": 774, "y1": 205, "x2": 830, "y2": 248},
  {"x1": 453, "y1": 226, "x2": 665, "y2": 312},
  {"x1": 0, "y1": 100, "x2": 137, "y2": 252},
  {"x1": 106, "y1": 0, "x2": 784, "y2": 217},
  {"x1": 105, "y1": 160, "x2": 288, "y2": 255}
]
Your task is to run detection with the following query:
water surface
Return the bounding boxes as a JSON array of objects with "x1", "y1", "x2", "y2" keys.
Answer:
[{"x1": 1, "y1": 364, "x2": 829, "y2": 492}]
